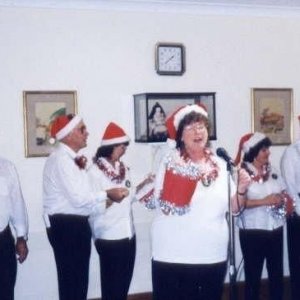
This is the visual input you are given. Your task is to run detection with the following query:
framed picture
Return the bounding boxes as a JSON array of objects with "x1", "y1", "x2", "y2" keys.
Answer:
[
  {"x1": 133, "y1": 92, "x2": 216, "y2": 143},
  {"x1": 23, "y1": 90, "x2": 77, "y2": 157},
  {"x1": 252, "y1": 88, "x2": 293, "y2": 145}
]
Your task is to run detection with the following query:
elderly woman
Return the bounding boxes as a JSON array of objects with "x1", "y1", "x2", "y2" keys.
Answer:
[
  {"x1": 234, "y1": 132, "x2": 294, "y2": 300},
  {"x1": 88, "y1": 122, "x2": 154, "y2": 300},
  {"x1": 144, "y1": 104, "x2": 250, "y2": 300}
]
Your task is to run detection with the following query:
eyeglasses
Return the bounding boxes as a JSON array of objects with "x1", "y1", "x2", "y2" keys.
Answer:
[{"x1": 184, "y1": 123, "x2": 206, "y2": 132}]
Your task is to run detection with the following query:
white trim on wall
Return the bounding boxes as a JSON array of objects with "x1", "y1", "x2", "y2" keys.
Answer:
[{"x1": 1, "y1": 0, "x2": 300, "y2": 17}]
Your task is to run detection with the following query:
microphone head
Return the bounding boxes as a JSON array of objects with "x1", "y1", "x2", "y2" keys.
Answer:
[
  {"x1": 216, "y1": 147, "x2": 227, "y2": 157},
  {"x1": 216, "y1": 147, "x2": 234, "y2": 165}
]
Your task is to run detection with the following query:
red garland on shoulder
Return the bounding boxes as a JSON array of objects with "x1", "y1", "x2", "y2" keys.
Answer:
[{"x1": 75, "y1": 155, "x2": 87, "y2": 170}]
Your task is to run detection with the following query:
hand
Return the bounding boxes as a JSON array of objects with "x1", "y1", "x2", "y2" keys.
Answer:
[
  {"x1": 282, "y1": 191, "x2": 295, "y2": 216},
  {"x1": 16, "y1": 237, "x2": 28, "y2": 263},
  {"x1": 265, "y1": 193, "x2": 283, "y2": 207},
  {"x1": 106, "y1": 187, "x2": 129, "y2": 203},
  {"x1": 237, "y1": 168, "x2": 251, "y2": 194}
]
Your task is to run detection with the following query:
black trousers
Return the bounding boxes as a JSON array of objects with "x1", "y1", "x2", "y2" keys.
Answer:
[
  {"x1": 152, "y1": 259, "x2": 227, "y2": 300},
  {"x1": 47, "y1": 214, "x2": 91, "y2": 300},
  {"x1": 287, "y1": 214, "x2": 300, "y2": 300},
  {"x1": 94, "y1": 235, "x2": 136, "y2": 300},
  {"x1": 0, "y1": 226, "x2": 16, "y2": 300},
  {"x1": 239, "y1": 227, "x2": 283, "y2": 300}
]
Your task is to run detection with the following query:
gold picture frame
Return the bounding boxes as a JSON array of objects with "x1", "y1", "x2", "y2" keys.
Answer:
[
  {"x1": 252, "y1": 88, "x2": 293, "y2": 145},
  {"x1": 23, "y1": 90, "x2": 78, "y2": 157}
]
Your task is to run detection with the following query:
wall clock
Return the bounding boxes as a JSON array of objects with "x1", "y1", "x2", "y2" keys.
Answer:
[{"x1": 155, "y1": 43, "x2": 185, "y2": 76}]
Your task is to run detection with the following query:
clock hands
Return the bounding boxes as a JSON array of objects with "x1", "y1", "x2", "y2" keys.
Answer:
[{"x1": 165, "y1": 55, "x2": 175, "y2": 65}]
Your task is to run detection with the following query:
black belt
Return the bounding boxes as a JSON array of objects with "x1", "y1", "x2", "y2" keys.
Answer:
[{"x1": 49, "y1": 214, "x2": 89, "y2": 221}]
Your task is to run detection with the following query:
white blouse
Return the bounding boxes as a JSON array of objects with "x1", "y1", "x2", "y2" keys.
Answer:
[
  {"x1": 151, "y1": 149, "x2": 235, "y2": 264},
  {"x1": 237, "y1": 163, "x2": 286, "y2": 231},
  {"x1": 88, "y1": 158, "x2": 135, "y2": 240}
]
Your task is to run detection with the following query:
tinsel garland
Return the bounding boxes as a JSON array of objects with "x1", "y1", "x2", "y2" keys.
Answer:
[
  {"x1": 139, "y1": 188, "x2": 156, "y2": 209},
  {"x1": 158, "y1": 148, "x2": 219, "y2": 216},
  {"x1": 96, "y1": 158, "x2": 127, "y2": 183},
  {"x1": 242, "y1": 162, "x2": 294, "y2": 219},
  {"x1": 267, "y1": 191, "x2": 295, "y2": 220},
  {"x1": 165, "y1": 148, "x2": 219, "y2": 187},
  {"x1": 241, "y1": 161, "x2": 271, "y2": 183}
]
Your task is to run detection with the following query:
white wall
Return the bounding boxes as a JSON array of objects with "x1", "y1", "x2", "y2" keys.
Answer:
[{"x1": 1, "y1": 4, "x2": 300, "y2": 299}]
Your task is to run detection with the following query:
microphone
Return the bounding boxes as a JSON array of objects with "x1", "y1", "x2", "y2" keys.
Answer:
[{"x1": 216, "y1": 147, "x2": 235, "y2": 166}]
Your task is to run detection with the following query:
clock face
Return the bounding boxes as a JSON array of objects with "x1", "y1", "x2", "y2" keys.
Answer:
[{"x1": 156, "y1": 44, "x2": 185, "y2": 75}]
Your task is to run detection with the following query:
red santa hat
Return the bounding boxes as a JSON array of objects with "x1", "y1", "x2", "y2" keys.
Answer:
[
  {"x1": 165, "y1": 106, "x2": 183, "y2": 148},
  {"x1": 101, "y1": 122, "x2": 130, "y2": 146},
  {"x1": 50, "y1": 114, "x2": 82, "y2": 141},
  {"x1": 173, "y1": 103, "x2": 208, "y2": 130},
  {"x1": 166, "y1": 103, "x2": 208, "y2": 138},
  {"x1": 234, "y1": 132, "x2": 267, "y2": 165}
]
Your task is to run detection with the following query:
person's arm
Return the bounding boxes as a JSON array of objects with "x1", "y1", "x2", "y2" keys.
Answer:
[
  {"x1": 231, "y1": 168, "x2": 251, "y2": 213},
  {"x1": 136, "y1": 174, "x2": 155, "y2": 194},
  {"x1": 87, "y1": 164, "x2": 128, "y2": 208},
  {"x1": 244, "y1": 193, "x2": 283, "y2": 208},
  {"x1": 8, "y1": 162, "x2": 29, "y2": 263},
  {"x1": 56, "y1": 157, "x2": 108, "y2": 209},
  {"x1": 9, "y1": 163, "x2": 29, "y2": 242},
  {"x1": 281, "y1": 147, "x2": 300, "y2": 214}
]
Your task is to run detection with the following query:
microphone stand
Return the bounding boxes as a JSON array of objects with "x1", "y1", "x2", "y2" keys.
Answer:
[{"x1": 226, "y1": 161, "x2": 238, "y2": 300}]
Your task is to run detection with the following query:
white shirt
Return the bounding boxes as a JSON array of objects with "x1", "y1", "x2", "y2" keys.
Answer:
[
  {"x1": 88, "y1": 158, "x2": 135, "y2": 240},
  {"x1": 151, "y1": 150, "x2": 235, "y2": 264},
  {"x1": 237, "y1": 164, "x2": 286, "y2": 230},
  {"x1": 0, "y1": 157, "x2": 28, "y2": 238},
  {"x1": 280, "y1": 140, "x2": 300, "y2": 215},
  {"x1": 43, "y1": 143, "x2": 106, "y2": 220}
]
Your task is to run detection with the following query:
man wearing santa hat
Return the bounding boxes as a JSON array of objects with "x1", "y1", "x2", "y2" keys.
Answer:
[
  {"x1": 280, "y1": 115, "x2": 300, "y2": 300},
  {"x1": 0, "y1": 157, "x2": 28, "y2": 300},
  {"x1": 43, "y1": 114, "x2": 128, "y2": 300}
]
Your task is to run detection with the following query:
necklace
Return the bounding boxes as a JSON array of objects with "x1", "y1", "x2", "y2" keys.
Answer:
[
  {"x1": 242, "y1": 162, "x2": 271, "y2": 183},
  {"x1": 96, "y1": 158, "x2": 126, "y2": 184}
]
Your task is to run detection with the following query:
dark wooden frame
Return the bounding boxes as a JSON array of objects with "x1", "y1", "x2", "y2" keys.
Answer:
[{"x1": 133, "y1": 92, "x2": 216, "y2": 143}]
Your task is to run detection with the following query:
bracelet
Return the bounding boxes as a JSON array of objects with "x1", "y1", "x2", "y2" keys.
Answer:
[{"x1": 238, "y1": 191, "x2": 246, "y2": 196}]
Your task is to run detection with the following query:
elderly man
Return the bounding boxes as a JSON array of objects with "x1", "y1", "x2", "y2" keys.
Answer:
[
  {"x1": 43, "y1": 114, "x2": 128, "y2": 300},
  {"x1": 280, "y1": 115, "x2": 300, "y2": 300},
  {"x1": 0, "y1": 157, "x2": 28, "y2": 300}
]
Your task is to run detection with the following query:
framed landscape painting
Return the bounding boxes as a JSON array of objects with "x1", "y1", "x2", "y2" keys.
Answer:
[
  {"x1": 252, "y1": 88, "x2": 293, "y2": 145},
  {"x1": 23, "y1": 90, "x2": 77, "y2": 157}
]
